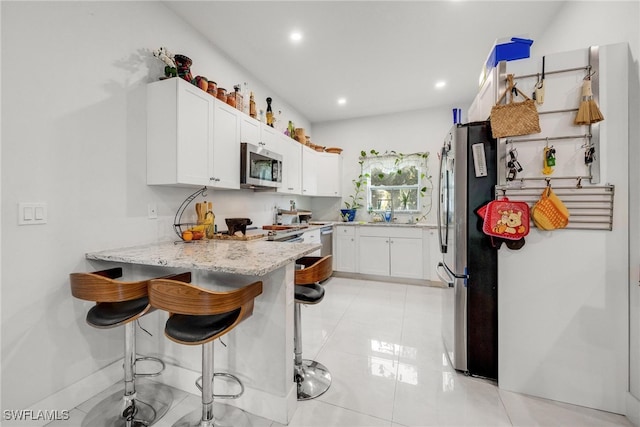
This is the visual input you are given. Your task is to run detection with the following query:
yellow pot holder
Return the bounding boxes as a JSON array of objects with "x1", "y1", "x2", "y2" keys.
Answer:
[{"x1": 532, "y1": 186, "x2": 570, "y2": 230}]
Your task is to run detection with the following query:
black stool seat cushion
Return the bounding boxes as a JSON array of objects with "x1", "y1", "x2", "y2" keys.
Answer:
[
  {"x1": 165, "y1": 308, "x2": 241, "y2": 343},
  {"x1": 295, "y1": 284, "x2": 325, "y2": 304},
  {"x1": 87, "y1": 297, "x2": 149, "y2": 328}
]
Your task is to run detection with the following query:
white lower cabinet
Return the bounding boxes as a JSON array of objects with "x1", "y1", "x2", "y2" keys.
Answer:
[
  {"x1": 358, "y1": 235, "x2": 391, "y2": 276},
  {"x1": 425, "y1": 228, "x2": 440, "y2": 282},
  {"x1": 390, "y1": 236, "x2": 424, "y2": 279},
  {"x1": 335, "y1": 226, "x2": 357, "y2": 272},
  {"x1": 335, "y1": 225, "x2": 430, "y2": 280},
  {"x1": 358, "y1": 227, "x2": 423, "y2": 279}
]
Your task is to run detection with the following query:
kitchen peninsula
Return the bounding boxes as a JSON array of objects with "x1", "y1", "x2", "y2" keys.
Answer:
[{"x1": 86, "y1": 238, "x2": 321, "y2": 424}]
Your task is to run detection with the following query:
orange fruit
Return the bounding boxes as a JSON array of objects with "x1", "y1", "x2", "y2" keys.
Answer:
[{"x1": 182, "y1": 230, "x2": 193, "y2": 241}]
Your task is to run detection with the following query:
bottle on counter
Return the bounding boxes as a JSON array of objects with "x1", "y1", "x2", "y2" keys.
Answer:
[
  {"x1": 266, "y1": 97, "x2": 274, "y2": 127},
  {"x1": 205, "y1": 202, "x2": 215, "y2": 239},
  {"x1": 249, "y1": 92, "x2": 257, "y2": 119},
  {"x1": 243, "y1": 82, "x2": 250, "y2": 115}
]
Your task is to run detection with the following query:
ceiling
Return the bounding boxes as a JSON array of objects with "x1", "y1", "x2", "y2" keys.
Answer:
[{"x1": 165, "y1": 1, "x2": 566, "y2": 124}]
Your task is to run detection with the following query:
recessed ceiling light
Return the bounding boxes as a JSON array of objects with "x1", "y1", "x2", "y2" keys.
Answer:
[
  {"x1": 290, "y1": 31, "x2": 303, "y2": 42},
  {"x1": 337, "y1": 98, "x2": 347, "y2": 105},
  {"x1": 435, "y1": 81, "x2": 446, "y2": 89}
]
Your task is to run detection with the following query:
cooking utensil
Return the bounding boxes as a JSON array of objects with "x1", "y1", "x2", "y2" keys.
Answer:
[{"x1": 225, "y1": 218, "x2": 252, "y2": 235}]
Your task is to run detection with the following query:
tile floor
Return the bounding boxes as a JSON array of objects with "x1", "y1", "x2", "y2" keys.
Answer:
[{"x1": 49, "y1": 277, "x2": 633, "y2": 427}]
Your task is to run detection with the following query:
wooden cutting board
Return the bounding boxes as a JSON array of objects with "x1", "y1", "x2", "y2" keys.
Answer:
[
  {"x1": 211, "y1": 233, "x2": 265, "y2": 241},
  {"x1": 262, "y1": 225, "x2": 309, "y2": 231}
]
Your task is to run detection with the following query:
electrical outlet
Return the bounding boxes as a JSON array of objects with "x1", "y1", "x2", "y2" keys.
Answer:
[{"x1": 148, "y1": 203, "x2": 158, "y2": 219}]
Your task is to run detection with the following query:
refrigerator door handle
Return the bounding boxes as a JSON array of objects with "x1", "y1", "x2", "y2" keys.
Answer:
[
  {"x1": 437, "y1": 262, "x2": 455, "y2": 287},
  {"x1": 437, "y1": 146, "x2": 449, "y2": 254}
]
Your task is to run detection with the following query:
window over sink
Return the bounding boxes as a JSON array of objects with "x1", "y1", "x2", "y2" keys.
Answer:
[{"x1": 361, "y1": 151, "x2": 431, "y2": 215}]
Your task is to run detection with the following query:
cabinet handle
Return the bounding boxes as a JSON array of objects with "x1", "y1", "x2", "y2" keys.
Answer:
[
  {"x1": 210, "y1": 177, "x2": 220, "y2": 182},
  {"x1": 288, "y1": 187, "x2": 294, "y2": 190}
]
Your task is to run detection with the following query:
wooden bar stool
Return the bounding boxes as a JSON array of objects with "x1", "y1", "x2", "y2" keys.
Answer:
[
  {"x1": 148, "y1": 277, "x2": 263, "y2": 427},
  {"x1": 69, "y1": 267, "x2": 192, "y2": 427},
  {"x1": 294, "y1": 255, "x2": 333, "y2": 400}
]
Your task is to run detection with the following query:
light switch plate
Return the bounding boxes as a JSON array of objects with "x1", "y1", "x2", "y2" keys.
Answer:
[{"x1": 18, "y1": 202, "x2": 47, "y2": 225}]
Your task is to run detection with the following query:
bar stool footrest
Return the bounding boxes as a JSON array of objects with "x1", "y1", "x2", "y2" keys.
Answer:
[
  {"x1": 133, "y1": 356, "x2": 166, "y2": 378},
  {"x1": 195, "y1": 372, "x2": 245, "y2": 399}
]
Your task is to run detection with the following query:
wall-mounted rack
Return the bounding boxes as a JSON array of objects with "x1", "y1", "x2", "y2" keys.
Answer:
[
  {"x1": 511, "y1": 65, "x2": 592, "y2": 81},
  {"x1": 495, "y1": 178, "x2": 614, "y2": 231},
  {"x1": 497, "y1": 46, "x2": 602, "y2": 185},
  {"x1": 506, "y1": 134, "x2": 591, "y2": 144}
]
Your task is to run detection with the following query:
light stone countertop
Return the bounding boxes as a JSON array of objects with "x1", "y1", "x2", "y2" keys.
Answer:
[
  {"x1": 86, "y1": 239, "x2": 321, "y2": 276},
  {"x1": 332, "y1": 221, "x2": 438, "y2": 229}
]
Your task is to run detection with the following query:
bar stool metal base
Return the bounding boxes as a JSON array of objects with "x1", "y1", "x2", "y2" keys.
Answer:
[
  {"x1": 81, "y1": 382, "x2": 173, "y2": 427},
  {"x1": 295, "y1": 359, "x2": 332, "y2": 400},
  {"x1": 172, "y1": 402, "x2": 251, "y2": 427}
]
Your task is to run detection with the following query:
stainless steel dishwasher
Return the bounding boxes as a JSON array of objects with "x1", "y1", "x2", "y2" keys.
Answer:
[{"x1": 320, "y1": 226, "x2": 333, "y2": 257}]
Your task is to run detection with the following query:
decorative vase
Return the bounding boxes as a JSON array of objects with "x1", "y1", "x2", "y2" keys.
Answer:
[
  {"x1": 174, "y1": 54, "x2": 193, "y2": 82},
  {"x1": 340, "y1": 209, "x2": 356, "y2": 222}
]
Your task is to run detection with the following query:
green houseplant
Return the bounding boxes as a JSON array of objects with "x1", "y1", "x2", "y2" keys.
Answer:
[{"x1": 340, "y1": 158, "x2": 368, "y2": 221}]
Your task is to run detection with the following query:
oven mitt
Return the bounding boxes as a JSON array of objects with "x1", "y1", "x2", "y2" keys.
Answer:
[
  {"x1": 490, "y1": 236, "x2": 526, "y2": 250},
  {"x1": 532, "y1": 186, "x2": 569, "y2": 230}
]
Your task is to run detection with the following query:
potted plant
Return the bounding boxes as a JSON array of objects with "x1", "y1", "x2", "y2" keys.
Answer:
[{"x1": 340, "y1": 158, "x2": 367, "y2": 222}]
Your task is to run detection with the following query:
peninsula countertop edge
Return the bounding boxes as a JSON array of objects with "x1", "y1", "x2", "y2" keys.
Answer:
[{"x1": 86, "y1": 239, "x2": 322, "y2": 276}]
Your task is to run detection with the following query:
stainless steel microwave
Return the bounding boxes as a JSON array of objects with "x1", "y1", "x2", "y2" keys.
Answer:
[{"x1": 240, "y1": 142, "x2": 283, "y2": 189}]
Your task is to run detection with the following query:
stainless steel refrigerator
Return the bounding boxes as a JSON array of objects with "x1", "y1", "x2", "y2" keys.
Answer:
[{"x1": 436, "y1": 121, "x2": 498, "y2": 380}]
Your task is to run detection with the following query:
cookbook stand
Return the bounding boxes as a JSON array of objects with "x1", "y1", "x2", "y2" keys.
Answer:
[{"x1": 173, "y1": 186, "x2": 208, "y2": 243}]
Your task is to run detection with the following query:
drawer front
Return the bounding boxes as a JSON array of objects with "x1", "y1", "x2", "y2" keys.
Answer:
[
  {"x1": 336, "y1": 226, "x2": 355, "y2": 237},
  {"x1": 359, "y1": 226, "x2": 421, "y2": 239}
]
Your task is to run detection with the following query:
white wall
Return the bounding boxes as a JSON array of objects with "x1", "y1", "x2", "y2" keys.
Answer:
[
  {"x1": 0, "y1": 1, "x2": 311, "y2": 411},
  {"x1": 311, "y1": 106, "x2": 458, "y2": 224},
  {"x1": 531, "y1": 0, "x2": 640, "y2": 418}
]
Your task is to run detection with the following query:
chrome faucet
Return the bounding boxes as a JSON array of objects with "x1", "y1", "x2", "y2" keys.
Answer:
[{"x1": 379, "y1": 198, "x2": 394, "y2": 223}]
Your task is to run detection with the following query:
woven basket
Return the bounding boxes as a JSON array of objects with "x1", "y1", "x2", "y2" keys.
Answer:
[
  {"x1": 532, "y1": 187, "x2": 570, "y2": 230},
  {"x1": 490, "y1": 74, "x2": 541, "y2": 138}
]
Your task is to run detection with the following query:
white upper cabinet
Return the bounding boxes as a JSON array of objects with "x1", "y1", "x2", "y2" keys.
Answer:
[
  {"x1": 147, "y1": 78, "x2": 340, "y2": 194},
  {"x1": 301, "y1": 147, "x2": 318, "y2": 196},
  {"x1": 211, "y1": 100, "x2": 241, "y2": 189},
  {"x1": 147, "y1": 78, "x2": 212, "y2": 187},
  {"x1": 277, "y1": 135, "x2": 302, "y2": 195},
  {"x1": 147, "y1": 78, "x2": 240, "y2": 189},
  {"x1": 239, "y1": 115, "x2": 261, "y2": 146},
  {"x1": 315, "y1": 151, "x2": 342, "y2": 197},
  {"x1": 302, "y1": 146, "x2": 342, "y2": 197}
]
